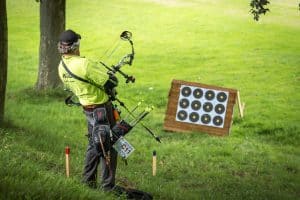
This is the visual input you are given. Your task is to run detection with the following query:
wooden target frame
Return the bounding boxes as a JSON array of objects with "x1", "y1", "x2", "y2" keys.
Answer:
[{"x1": 164, "y1": 80, "x2": 238, "y2": 136}]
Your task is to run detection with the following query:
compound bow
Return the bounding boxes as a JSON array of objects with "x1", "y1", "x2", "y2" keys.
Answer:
[{"x1": 100, "y1": 31, "x2": 161, "y2": 143}]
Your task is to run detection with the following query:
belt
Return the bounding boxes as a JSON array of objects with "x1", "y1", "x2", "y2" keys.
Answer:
[{"x1": 82, "y1": 102, "x2": 111, "y2": 112}]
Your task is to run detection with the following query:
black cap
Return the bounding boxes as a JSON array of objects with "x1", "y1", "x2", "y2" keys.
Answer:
[{"x1": 59, "y1": 29, "x2": 81, "y2": 44}]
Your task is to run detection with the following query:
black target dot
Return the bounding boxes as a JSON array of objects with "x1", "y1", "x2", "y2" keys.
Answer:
[
  {"x1": 181, "y1": 87, "x2": 192, "y2": 97},
  {"x1": 191, "y1": 100, "x2": 201, "y2": 111},
  {"x1": 205, "y1": 90, "x2": 215, "y2": 100},
  {"x1": 213, "y1": 116, "x2": 223, "y2": 126},
  {"x1": 177, "y1": 110, "x2": 188, "y2": 121},
  {"x1": 179, "y1": 98, "x2": 190, "y2": 109},
  {"x1": 203, "y1": 102, "x2": 213, "y2": 112},
  {"x1": 215, "y1": 104, "x2": 225, "y2": 114},
  {"x1": 216, "y1": 92, "x2": 227, "y2": 102},
  {"x1": 189, "y1": 112, "x2": 199, "y2": 122},
  {"x1": 193, "y1": 88, "x2": 203, "y2": 99},
  {"x1": 201, "y1": 114, "x2": 211, "y2": 124}
]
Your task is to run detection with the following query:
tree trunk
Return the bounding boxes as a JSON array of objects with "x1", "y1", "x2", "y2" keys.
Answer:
[
  {"x1": 36, "y1": 0, "x2": 65, "y2": 90},
  {"x1": 0, "y1": 0, "x2": 7, "y2": 125}
]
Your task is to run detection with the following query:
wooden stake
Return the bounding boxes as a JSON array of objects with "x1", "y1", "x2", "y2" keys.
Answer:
[
  {"x1": 152, "y1": 150, "x2": 156, "y2": 176},
  {"x1": 237, "y1": 91, "x2": 245, "y2": 118},
  {"x1": 65, "y1": 146, "x2": 70, "y2": 177}
]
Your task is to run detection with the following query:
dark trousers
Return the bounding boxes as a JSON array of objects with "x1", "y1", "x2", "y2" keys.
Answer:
[{"x1": 82, "y1": 102, "x2": 118, "y2": 190}]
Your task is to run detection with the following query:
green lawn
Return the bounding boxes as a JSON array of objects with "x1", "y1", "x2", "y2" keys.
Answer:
[{"x1": 1, "y1": 0, "x2": 299, "y2": 199}]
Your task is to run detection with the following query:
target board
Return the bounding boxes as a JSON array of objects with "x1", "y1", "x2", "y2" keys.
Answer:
[{"x1": 164, "y1": 80, "x2": 237, "y2": 136}]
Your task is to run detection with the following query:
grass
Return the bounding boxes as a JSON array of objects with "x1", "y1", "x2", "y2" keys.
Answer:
[{"x1": 1, "y1": 0, "x2": 300, "y2": 199}]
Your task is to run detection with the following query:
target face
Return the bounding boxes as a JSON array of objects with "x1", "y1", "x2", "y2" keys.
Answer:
[
  {"x1": 164, "y1": 80, "x2": 237, "y2": 136},
  {"x1": 176, "y1": 85, "x2": 229, "y2": 128}
]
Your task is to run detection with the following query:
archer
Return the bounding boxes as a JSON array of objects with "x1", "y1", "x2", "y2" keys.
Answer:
[
  {"x1": 57, "y1": 29, "x2": 154, "y2": 199},
  {"x1": 58, "y1": 29, "x2": 120, "y2": 191}
]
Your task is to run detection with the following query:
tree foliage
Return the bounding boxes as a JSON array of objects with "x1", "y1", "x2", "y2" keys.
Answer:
[
  {"x1": 250, "y1": 0, "x2": 270, "y2": 21},
  {"x1": 250, "y1": 0, "x2": 300, "y2": 21}
]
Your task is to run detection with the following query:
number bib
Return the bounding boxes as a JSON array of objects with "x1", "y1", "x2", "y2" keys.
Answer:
[{"x1": 113, "y1": 137, "x2": 135, "y2": 159}]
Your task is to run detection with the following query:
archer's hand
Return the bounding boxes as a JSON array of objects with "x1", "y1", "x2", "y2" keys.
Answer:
[
  {"x1": 104, "y1": 72, "x2": 118, "y2": 100},
  {"x1": 104, "y1": 72, "x2": 118, "y2": 89}
]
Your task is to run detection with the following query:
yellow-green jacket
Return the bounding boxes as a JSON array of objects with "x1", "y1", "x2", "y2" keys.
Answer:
[{"x1": 58, "y1": 55, "x2": 109, "y2": 106}]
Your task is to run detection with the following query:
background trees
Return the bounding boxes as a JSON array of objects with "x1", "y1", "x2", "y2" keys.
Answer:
[
  {"x1": 35, "y1": 0, "x2": 65, "y2": 90},
  {"x1": 1, "y1": 0, "x2": 299, "y2": 199},
  {"x1": 0, "y1": 0, "x2": 7, "y2": 125},
  {"x1": 250, "y1": 0, "x2": 300, "y2": 21}
]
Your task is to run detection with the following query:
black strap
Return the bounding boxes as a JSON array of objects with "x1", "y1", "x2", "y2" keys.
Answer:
[
  {"x1": 61, "y1": 59, "x2": 99, "y2": 107},
  {"x1": 61, "y1": 59, "x2": 105, "y2": 91},
  {"x1": 61, "y1": 59, "x2": 90, "y2": 84},
  {"x1": 65, "y1": 95, "x2": 81, "y2": 106},
  {"x1": 61, "y1": 59, "x2": 110, "y2": 107}
]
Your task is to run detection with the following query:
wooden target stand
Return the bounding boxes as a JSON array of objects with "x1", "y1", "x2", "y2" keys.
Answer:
[{"x1": 164, "y1": 80, "x2": 245, "y2": 136}]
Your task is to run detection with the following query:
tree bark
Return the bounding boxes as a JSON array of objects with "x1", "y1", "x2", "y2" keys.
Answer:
[
  {"x1": 36, "y1": 0, "x2": 65, "y2": 90},
  {"x1": 0, "y1": 0, "x2": 7, "y2": 125}
]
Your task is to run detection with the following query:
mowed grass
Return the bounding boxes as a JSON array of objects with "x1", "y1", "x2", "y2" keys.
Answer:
[{"x1": 1, "y1": 0, "x2": 300, "y2": 199}]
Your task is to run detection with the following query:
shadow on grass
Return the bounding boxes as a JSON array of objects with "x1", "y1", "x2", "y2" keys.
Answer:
[
  {"x1": 257, "y1": 127, "x2": 284, "y2": 135},
  {"x1": 239, "y1": 120, "x2": 300, "y2": 146},
  {"x1": 0, "y1": 118, "x2": 87, "y2": 182},
  {"x1": 232, "y1": 116, "x2": 244, "y2": 125},
  {"x1": 0, "y1": 118, "x2": 78, "y2": 160},
  {"x1": 7, "y1": 87, "x2": 69, "y2": 105},
  {"x1": 0, "y1": 119, "x2": 20, "y2": 130}
]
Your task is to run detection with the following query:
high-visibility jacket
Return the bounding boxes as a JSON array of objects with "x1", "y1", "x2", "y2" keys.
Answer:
[{"x1": 58, "y1": 55, "x2": 109, "y2": 106}]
